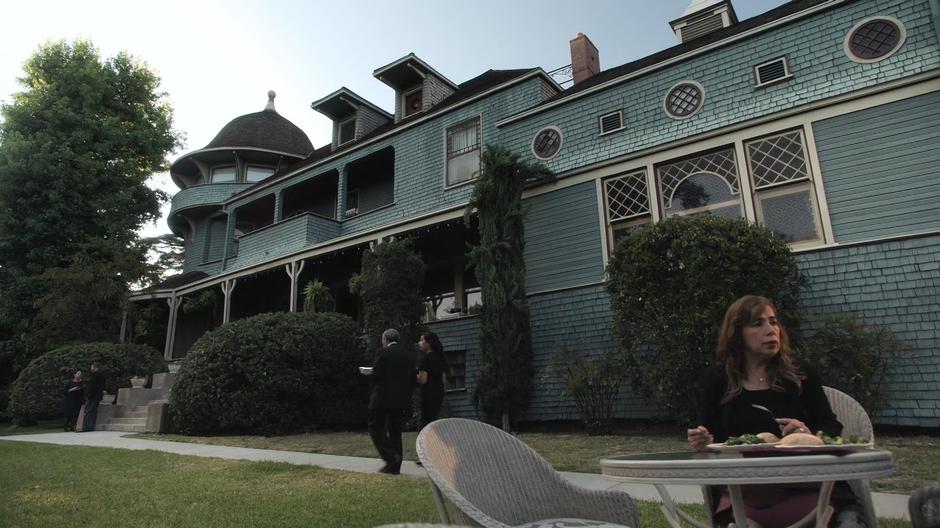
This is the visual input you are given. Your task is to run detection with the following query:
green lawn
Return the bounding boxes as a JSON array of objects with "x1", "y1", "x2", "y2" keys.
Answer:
[
  {"x1": 136, "y1": 428, "x2": 938, "y2": 494},
  {"x1": 0, "y1": 441, "x2": 913, "y2": 527}
]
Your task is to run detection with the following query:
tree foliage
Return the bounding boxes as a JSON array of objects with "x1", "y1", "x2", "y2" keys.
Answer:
[
  {"x1": 140, "y1": 233, "x2": 185, "y2": 288},
  {"x1": 465, "y1": 144, "x2": 552, "y2": 428},
  {"x1": 801, "y1": 313, "x2": 907, "y2": 415},
  {"x1": 349, "y1": 238, "x2": 426, "y2": 353},
  {"x1": 8, "y1": 342, "x2": 164, "y2": 425},
  {"x1": 0, "y1": 39, "x2": 180, "y2": 377},
  {"x1": 605, "y1": 215, "x2": 805, "y2": 423}
]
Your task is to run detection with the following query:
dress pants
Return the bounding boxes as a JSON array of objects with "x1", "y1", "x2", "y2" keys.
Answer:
[
  {"x1": 419, "y1": 391, "x2": 443, "y2": 430},
  {"x1": 81, "y1": 399, "x2": 100, "y2": 432},
  {"x1": 368, "y1": 408, "x2": 407, "y2": 469}
]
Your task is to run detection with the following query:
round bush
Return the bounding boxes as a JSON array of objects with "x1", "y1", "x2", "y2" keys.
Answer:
[
  {"x1": 605, "y1": 215, "x2": 804, "y2": 423},
  {"x1": 169, "y1": 311, "x2": 369, "y2": 435},
  {"x1": 8, "y1": 343, "x2": 165, "y2": 424}
]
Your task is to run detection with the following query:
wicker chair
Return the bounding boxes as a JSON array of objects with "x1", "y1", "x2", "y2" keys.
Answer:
[
  {"x1": 416, "y1": 418, "x2": 639, "y2": 528},
  {"x1": 700, "y1": 386, "x2": 877, "y2": 527},
  {"x1": 909, "y1": 485, "x2": 940, "y2": 528}
]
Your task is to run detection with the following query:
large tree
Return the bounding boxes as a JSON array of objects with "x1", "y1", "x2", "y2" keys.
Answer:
[
  {"x1": 465, "y1": 144, "x2": 552, "y2": 430},
  {"x1": 0, "y1": 39, "x2": 180, "y2": 360}
]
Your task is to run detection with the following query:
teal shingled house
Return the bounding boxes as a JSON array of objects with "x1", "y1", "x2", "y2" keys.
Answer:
[{"x1": 129, "y1": 0, "x2": 940, "y2": 430}]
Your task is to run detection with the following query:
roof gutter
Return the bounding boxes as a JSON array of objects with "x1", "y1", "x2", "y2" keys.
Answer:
[{"x1": 496, "y1": 0, "x2": 847, "y2": 128}]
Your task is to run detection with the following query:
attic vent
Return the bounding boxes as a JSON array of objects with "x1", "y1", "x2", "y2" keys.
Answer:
[
  {"x1": 598, "y1": 111, "x2": 624, "y2": 135},
  {"x1": 681, "y1": 13, "x2": 724, "y2": 42},
  {"x1": 754, "y1": 56, "x2": 791, "y2": 87}
]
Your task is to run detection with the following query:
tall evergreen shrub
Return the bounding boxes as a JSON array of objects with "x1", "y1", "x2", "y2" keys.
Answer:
[{"x1": 466, "y1": 144, "x2": 552, "y2": 429}]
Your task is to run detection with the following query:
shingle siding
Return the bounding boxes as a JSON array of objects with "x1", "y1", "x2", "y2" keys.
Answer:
[
  {"x1": 798, "y1": 234, "x2": 940, "y2": 427},
  {"x1": 497, "y1": 0, "x2": 940, "y2": 175},
  {"x1": 813, "y1": 90, "x2": 940, "y2": 243}
]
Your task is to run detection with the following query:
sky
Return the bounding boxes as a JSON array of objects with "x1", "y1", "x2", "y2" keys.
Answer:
[{"x1": 0, "y1": 0, "x2": 788, "y2": 238}]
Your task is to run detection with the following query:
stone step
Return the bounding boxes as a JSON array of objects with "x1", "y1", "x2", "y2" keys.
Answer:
[
  {"x1": 121, "y1": 410, "x2": 148, "y2": 419},
  {"x1": 97, "y1": 423, "x2": 147, "y2": 433},
  {"x1": 107, "y1": 417, "x2": 147, "y2": 426}
]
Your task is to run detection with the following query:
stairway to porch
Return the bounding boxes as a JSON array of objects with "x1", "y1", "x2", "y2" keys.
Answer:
[{"x1": 89, "y1": 372, "x2": 175, "y2": 433}]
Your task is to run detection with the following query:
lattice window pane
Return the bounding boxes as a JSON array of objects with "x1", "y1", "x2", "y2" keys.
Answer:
[
  {"x1": 746, "y1": 130, "x2": 809, "y2": 189},
  {"x1": 656, "y1": 148, "x2": 739, "y2": 210},
  {"x1": 757, "y1": 183, "x2": 821, "y2": 243},
  {"x1": 605, "y1": 171, "x2": 649, "y2": 221},
  {"x1": 850, "y1": 19, "x2": 901, "y2": 60},
  {"x1": 666, "y1": 83, "x2": 702, "y2": 117}
]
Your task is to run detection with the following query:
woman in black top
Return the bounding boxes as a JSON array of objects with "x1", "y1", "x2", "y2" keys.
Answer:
[
  {"x1": 61, "y1": 370, "x2": 84, "y2": 432},
  {"x1": 687, "y1": 295, "x2": 847, "y2": 527},
  {"x1": 416, "y1": 331, "x2": 448, "y2": 430}
]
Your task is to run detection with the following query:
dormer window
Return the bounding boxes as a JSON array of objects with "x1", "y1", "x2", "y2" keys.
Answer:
[
  {"x1": 210, "y1": 166, "x2": 236, "y2": 183},
  {"x1": 338, "y1": 117, "x2": 356, "y2": 145},
  {"x1": 404, "y1": 88, "x2": 423, "y2": 117}
]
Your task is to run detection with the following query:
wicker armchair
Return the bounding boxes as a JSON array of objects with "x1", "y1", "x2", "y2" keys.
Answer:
[
  {"x1": 700, "y1": 386, "x2": 878, "y2": 527},
  {"x1": 909, "y1": 485, "x2": 940, "y2": 528},
  {"x1": 416, "y1": 418, "x2": 639, "y2": 528}
]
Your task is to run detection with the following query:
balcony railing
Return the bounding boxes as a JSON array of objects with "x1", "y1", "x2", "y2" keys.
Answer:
[
  {"x1": 228, "y1": 213, "x2": 341, "y2": 269},
  {"x1": 169, "y1": 182, "x2": 252, "y2": 218}
]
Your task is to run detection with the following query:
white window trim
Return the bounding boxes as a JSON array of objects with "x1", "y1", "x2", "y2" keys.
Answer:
[
  {"x1": 443, "y1": 114, "x2": 483, "y2": 190},
  {"x1": 337, "y1": 116, "x2": 357, "y2": 146},
  {"x1": 753, "y1": 56, "x2": 793, "y2": 88},
  {"x1": 597, "y1": 123, "x2": 834, "y2": 260},
  {"x1": 402, "y1": 86, "x2": 424, "y2": 118},
  {"x1": 602, "y1": 169, "x2": 650, "y2": 223},
  {"x1": 663, "y1": 80, "x2": 706, "y2": 120},
  {"x1": 843, "y1": 16, "x2": 907, "y2": 64},
  {"x1": 531, "y1": 125, "x2": 563, "y2": 160},
  {"x1": 598, "y1": 110, "x2": 625, "y2": 136}
]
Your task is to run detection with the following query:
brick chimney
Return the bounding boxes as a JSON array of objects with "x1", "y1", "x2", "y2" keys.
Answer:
[{"x1": 569, "y1": 33, "x2": 600, "y2": 84}]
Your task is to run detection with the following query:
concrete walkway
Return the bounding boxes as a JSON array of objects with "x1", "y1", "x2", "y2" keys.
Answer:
[{"x1": 0, "y1": 431, "x2": 911, "y2": 521}]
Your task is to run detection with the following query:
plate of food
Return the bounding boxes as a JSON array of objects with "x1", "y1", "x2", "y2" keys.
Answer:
[
  {"x1": 707, "y1": 432, "x2": 780, "y2": 452},
  {"x1": 774, "y1": 432, "x2": 873, "y2": 452}
]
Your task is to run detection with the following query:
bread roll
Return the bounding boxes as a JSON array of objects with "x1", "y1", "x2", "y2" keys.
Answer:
[
  {"x1": 780, "y1": 432, "x2": 824, "y2": 446},
  {"x1": 756, "y1": 432, "x2": 780, "y2": 443}
]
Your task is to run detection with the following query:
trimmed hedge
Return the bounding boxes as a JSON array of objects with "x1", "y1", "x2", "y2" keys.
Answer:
[
  {"x1": 169, "y1": 311, "x2": 369, "y2": 435},
  {"x1": 9, "y1": 343, "x2": 165, "y2": 424}
]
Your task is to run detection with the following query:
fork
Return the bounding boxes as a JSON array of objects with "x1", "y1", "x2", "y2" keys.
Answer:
[{"x1": 751, "y1": 404, "x2": 778, "y2": 421}]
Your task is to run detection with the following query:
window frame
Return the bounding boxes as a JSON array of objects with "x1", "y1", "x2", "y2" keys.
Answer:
[
  {"x1": 843, "y1": 16, "x2": 907, "y2": 64},
  {"x1": 245, "y1": 165, "x2": 275, "y2": 183},
  {"x1": 663, "y1": 80, "x2": 705, "y2": 120},
  {"x1": 443, "y1": 115, "x2": 483, "y2": 189},
  {"x1": 210, "y1": 165, "x2": 237, "y2": 183},
  {"x1": 531, "y1": 126, "x2": 563, "y2": 160},
  {"x1": 337, "y1": 116, "x2": 357, "y2": 146}
]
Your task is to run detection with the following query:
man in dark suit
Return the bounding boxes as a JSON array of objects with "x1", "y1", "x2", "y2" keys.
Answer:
[
  {"x1": 81, "y1": 361, "x2": 105, "y2": 432},
  {"x1": 367, "y1": 328, "x2": 416, "y2": 475}
]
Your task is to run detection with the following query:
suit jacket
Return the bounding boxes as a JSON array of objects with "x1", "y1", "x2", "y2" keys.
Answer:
[
  {"x1": 86, "y1": 370, "x2": 106, "y2": 401},
  {"x1": 369, "y1": 342, "x2": 416, "y2": 410}
]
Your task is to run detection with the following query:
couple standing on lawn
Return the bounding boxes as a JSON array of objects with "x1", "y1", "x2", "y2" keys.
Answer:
[
  {"x1": 61, "y1": 361, "x2": 105, "y2": 432},
  {"x1": 365, "y1": 328, "x2": 447, "y2": 475}
]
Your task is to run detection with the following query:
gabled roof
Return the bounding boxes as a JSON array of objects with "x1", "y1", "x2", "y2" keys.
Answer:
[
  {"x1": 373, "y1": 53, "x2": 459, "y2": 91},
  {"x1": 310, "y1": 87, "x2": 393, "y2": 121}
]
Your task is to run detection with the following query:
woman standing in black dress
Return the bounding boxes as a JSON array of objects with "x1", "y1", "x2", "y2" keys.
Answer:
[
  {"x1": 61, "y1": 370, "x2": 84, "y2": 432},
  {"x1": 416, "y1": 331, "x2": 448, "y2": 430}
]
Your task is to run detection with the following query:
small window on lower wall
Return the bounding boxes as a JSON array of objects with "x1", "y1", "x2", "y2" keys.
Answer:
[{"x1": 443, "y1": 349, "x2": 466, "y2": 391}]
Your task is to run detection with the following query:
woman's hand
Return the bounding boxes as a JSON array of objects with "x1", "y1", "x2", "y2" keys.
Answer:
[
  {"x1": 687, "y1": 425, "x2": 713, "y2": 451},
  {"x1": 776, "y1": 418, "x2": 810, "y2": 436}
]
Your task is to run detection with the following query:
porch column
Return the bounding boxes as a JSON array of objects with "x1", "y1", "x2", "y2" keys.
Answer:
[
  {"x1": 285, "y1": 261, "x2": 306, "y2": 312},
  {"x1": 163, "y1": 296, "x2": 181, "y2": 361},
  {"x1": 221, "y1": 279, "x2": 237, "y2": 324},
  {"x1": 453, "y1": 261, "x2": 466, "y2": 311}
]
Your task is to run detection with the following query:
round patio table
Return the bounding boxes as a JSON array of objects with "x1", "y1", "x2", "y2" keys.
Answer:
[{"x1": 600, "y1": 449, "x2": 893, "y2": 528}]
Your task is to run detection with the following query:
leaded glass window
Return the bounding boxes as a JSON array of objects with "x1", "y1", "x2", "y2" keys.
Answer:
[
  {"x1": 746, "y1": 130, "x2": 809, "y2": 189},
  {"x1": 656, "y1": 148, "x2": 741, "y2": 218},
  {"x1": 664, "y1": 81, "x2": 704, "y2": 118},
  {"x1": 604, "y1": 170, "x2": 651, "y2": 246},
  {"x1": 847, "y1": 18, "x2": 904, "y2": 62},
  {"x1": 532, "y1": 127, "x2": 562, "y2": 160}
]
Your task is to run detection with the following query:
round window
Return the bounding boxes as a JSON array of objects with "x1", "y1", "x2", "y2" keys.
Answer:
[
  {"x1": 845, "y1": 17, "x2": 906, "y2": 63},
  {"x1": 664, "y1": 81, "x2": 704, "y2": 119},
  {"x1": 532, "y1": 127, "x2": 562, "y2": 160}
]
